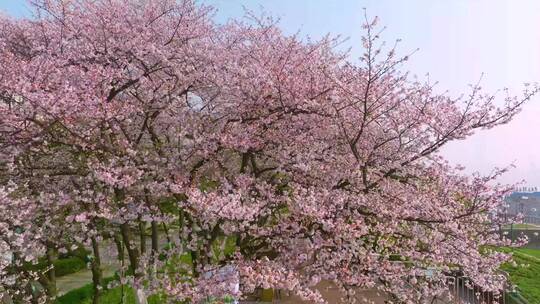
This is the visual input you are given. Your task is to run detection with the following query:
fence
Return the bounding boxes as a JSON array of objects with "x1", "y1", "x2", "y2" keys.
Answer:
[{"x1": 444, "y1": 272, "x2": 529, "y2": 304}]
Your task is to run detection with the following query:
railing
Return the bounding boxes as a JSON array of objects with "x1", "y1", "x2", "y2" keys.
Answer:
[
  {"x1": 446, "y1": 275, "x2": 507, "y2": 304},
  {"x1": 523, "y1": 215, "x2": 540, "y2": 225},
  {"x1": 443, "y1": 270, "x2": 530, "y2": 304},
  {"x1": 245, "y1": 272, "x2": 524, "y2": 304},
  {"x1": 503, "y1": 214, "x2": 540, "y2": 226}
]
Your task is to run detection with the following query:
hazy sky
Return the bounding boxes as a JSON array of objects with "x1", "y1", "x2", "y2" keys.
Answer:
[{"x1": 1, "y1": 0, "x2": 539, "y2": 186}]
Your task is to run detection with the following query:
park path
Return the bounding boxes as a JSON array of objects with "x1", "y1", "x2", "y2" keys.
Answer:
[
  {"x1": 56, "y1": 239, "x2": 121, "y2": 295},
  {"x1": 57, "y1": 265, "x2": 117, "y2": 295},
  {"x1": 56, "y1": 234, "x2": 170, "y2": 295}
]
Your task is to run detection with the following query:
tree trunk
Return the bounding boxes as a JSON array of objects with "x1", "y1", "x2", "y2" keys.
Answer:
[
  {"x1": 115, "y1": 188, "x2": 146, "y2": 304},
  {"x1": 90, "y1": 237, "x2": 103, "y2": 304},
  {"x1": 44, "y1": 245, "x2": 57, "y2": 300},
  {"x1": 162, "y1": 222, "x2": 171, "y2": 244},
  {"x1": 178, "y1": 208, "x2": 184, "y2": 242},
  {"x1": 120, "y1": 223, "x2": 148, "y2": 304},
  {"x1": 113, "y1": 231, "x2": 124, "y2": 263},
  {"x1": 113, "y1": 232, "x2": 127, "y2": 304},
  {"x1": 120, "y1": 223, "x2": 140, "y2": 275},
  {"x1": 151, "y1": 221, "x2": 158, "y2": 254},
  {"x1": 138, "y1": 218, "x2": 146, "y2": 255}
]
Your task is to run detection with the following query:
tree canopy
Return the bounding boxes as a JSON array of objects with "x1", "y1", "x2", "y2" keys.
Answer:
[{"x1": 0, "y1": 1, "x2": 536, "y2": 303}]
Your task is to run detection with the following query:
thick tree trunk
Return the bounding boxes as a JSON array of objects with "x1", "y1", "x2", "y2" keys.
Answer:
[
  {"x1": 162, "y1": 222, "x2": 171, "y2": 244},
  {"x1": 178, "y1": 208, "x2": 184, "y2": 241},
  {"x1": 113, "y1": 231, "x2": 125, "y2": 263},
  {"x1": 44, "y1": 245, "x2": 57, "y2": 300},
  {"x1": 151, "y1": 221, "x2": 158, "y2": 254},
  {"x1": 113, "y1": 231, "x2": 127, "y2": 304},
  {"x1": 189, "y1": 221, "x2": 200, "y2": 276},
  {"x1": 90, "y1": 237, "x2": 103, "y2": 304},
  {"x1": 120, "y1": 223, "x2": 147, "y2": 304},
  {"x1": 138, "y1": 218, "x2": 146, "y2": 255},
  {"x1": 115, "y1": 188, "x2": 146, "y2": 304},
  {"x1": 120, "y1": 223, "x2": 140, "y2": 275},
  {"x1": 190, "y1": 250, "x2": 198, "y2": 277}
]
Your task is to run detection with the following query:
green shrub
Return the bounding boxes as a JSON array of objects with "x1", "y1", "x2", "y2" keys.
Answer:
[
  {"x1": 54, "y1": 257, "x2": 86, "y2": 277},
  {"x1": 24, "y1": 256, "x2": 86, "y2": 277},
  {"x1": 63, "y1": 247, "x2": 91, "y2": 260}
]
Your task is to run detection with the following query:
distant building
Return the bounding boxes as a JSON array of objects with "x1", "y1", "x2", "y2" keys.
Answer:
[{"x1": 506, "y1": 190, "x2": 540, "y2": 217}]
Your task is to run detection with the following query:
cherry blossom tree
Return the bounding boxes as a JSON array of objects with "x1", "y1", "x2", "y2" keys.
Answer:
[{"x1": 0, "y1": 1, "x2": 536, "y2": 303}]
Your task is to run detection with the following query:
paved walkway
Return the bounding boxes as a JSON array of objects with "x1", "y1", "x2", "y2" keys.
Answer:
[
  {"x1": 56, "y1": 239, "x2": 122, "y2": 295},
  {"x1": 56, "y1": 235, "x2": 169, "y2": 295},
  {"x1": 57, "y1": 265, "x2": 117, "y2": 295}
]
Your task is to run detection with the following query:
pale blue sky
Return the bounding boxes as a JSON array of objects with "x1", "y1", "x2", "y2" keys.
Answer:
[
  {"x1": 0, "y1": 0, "x2": 30, "y2": 17},
  {"x1": 1, "y1": 0, "x2": 540, "y2": 185}
]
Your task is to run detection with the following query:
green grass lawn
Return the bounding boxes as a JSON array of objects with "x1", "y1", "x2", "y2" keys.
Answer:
[
  {"x1": 515, "y1": 248, "x2": 540, "y2": 259},
  {"x1": 503, "y1": 223, "x2": 540, "y2": 230},
  {"x1": 499, "y1": 247, "x2": 540, "y2": 303}
]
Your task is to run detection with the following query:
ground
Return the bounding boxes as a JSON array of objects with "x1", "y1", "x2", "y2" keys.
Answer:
[{"x1": 53, "y1": 238, "x2": 540, "y2": 303}]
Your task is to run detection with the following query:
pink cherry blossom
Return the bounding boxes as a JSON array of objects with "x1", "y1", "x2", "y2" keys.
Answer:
[{"x1": 0, "y1": 1, "x2": 536, "y2": 303}]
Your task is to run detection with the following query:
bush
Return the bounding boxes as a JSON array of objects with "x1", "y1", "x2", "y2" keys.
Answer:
[
  {"x1": 23, "y1": 256, "x2": 86, "y2": 277},
  {"x1": 53, "y1": 257, "x2": 86, "y2": 277},
  {"x1": 63, "y1": 247, "x2": 91, "y2": 260}
]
